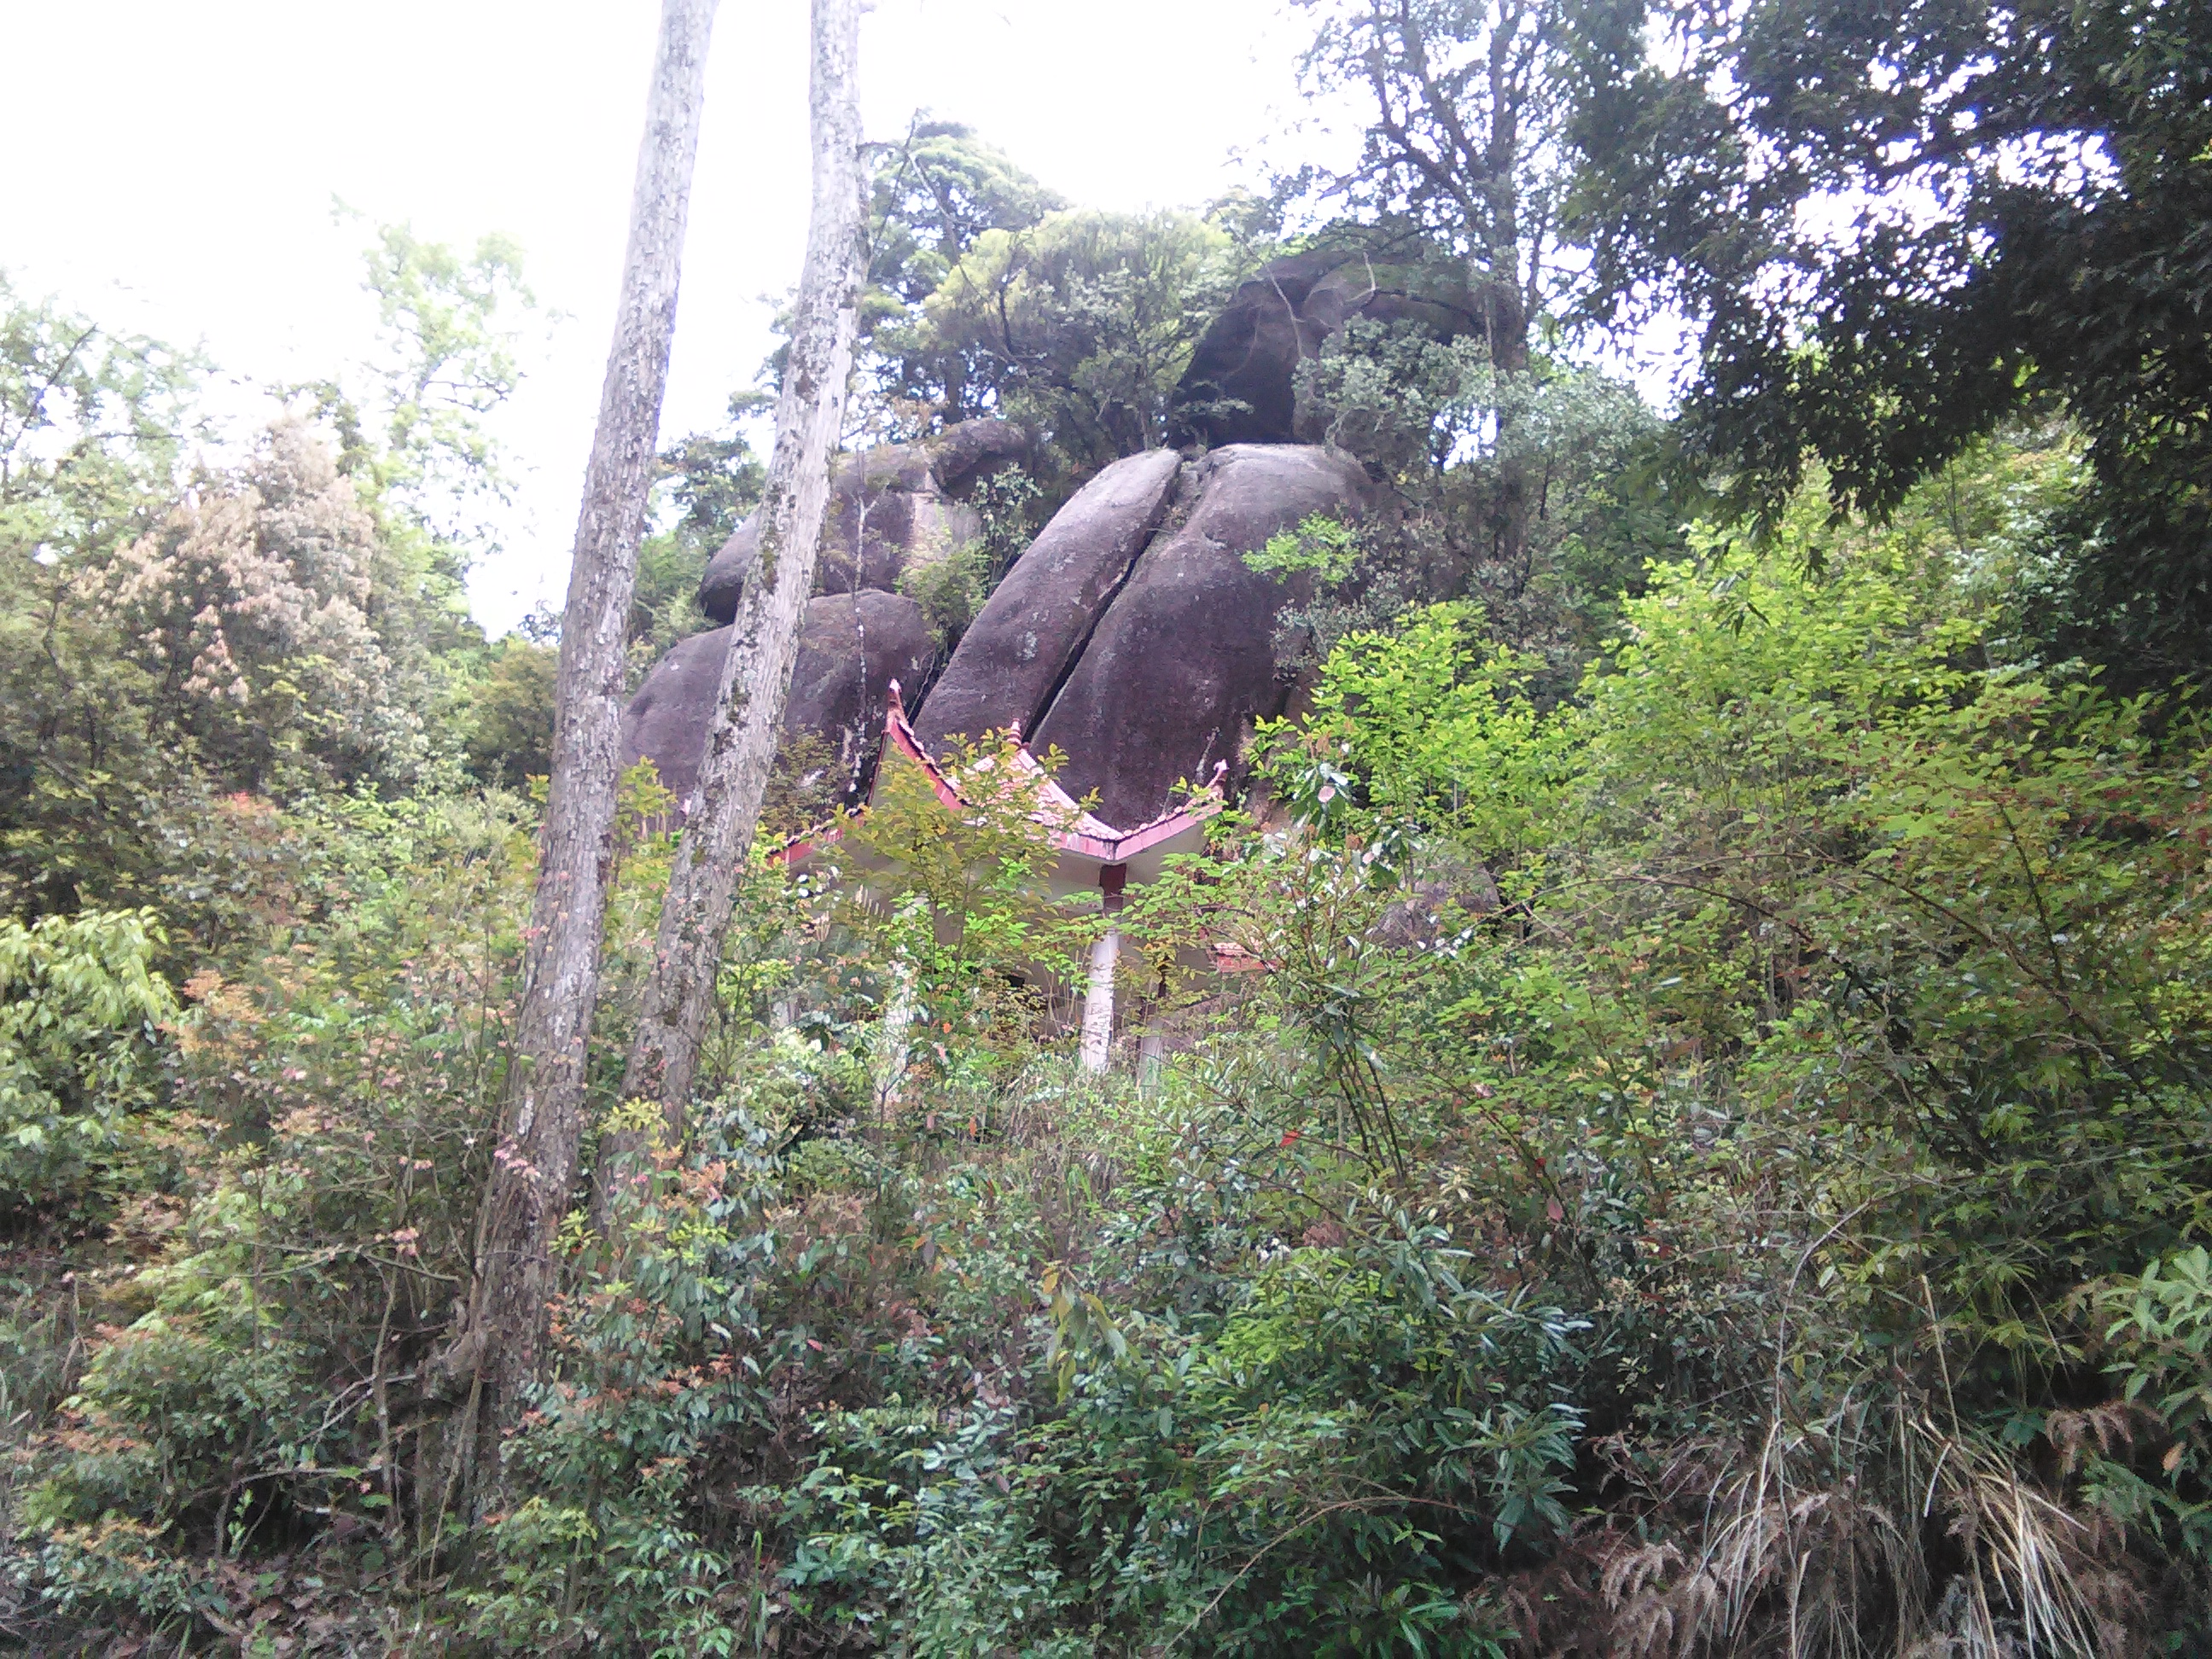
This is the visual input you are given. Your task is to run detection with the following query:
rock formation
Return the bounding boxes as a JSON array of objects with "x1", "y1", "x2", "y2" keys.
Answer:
[
  {"x1": 619, "y1": 590, "x2": 934, "y2": 807},
  {"x1": 1168, "y1": 249, "x2": 1476, "y2": 449},
  {"x1": 1033, "y1": 445, "x2": 1369, "y2": 823},
  {"x1": 911, "y1": 449, "x2": 1183, "y2": 763},
  {"x1": 696, "y1": 418, "x2": 1027, "y2": 620},
  {"x1": 624, "y1": 419, "x2": 1025, "y2": 809},
  {"x1": 922, "y1": 444, "x2": 1371, "y2": 824},
  {"x1": 619, "y1": 255, "x2": 1462, "y2": 828}
]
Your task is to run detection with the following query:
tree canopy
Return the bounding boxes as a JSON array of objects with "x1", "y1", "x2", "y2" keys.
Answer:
[{"x1": 1570, "y1": 0, "x2": 2212, "y2": 672}]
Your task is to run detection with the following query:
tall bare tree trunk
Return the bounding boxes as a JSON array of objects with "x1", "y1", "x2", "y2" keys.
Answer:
[
  {"x1": 450, "y1": 0, "x2": 718, "y2": 1481},
  {"x1": 1485, "y1": 254, "x2": 1534, "y2": 581},
  {"x1": 1481, "y1": 0, "x2": 1535, "y2": 581},
  {"x1": 602, "y1": 0, "x2": 864, "y2": 1189}
]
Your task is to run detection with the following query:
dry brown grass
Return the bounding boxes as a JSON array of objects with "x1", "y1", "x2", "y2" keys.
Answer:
[{"x1": 1500, "y1": 1403, "x2": 2153, "y2": 1658}]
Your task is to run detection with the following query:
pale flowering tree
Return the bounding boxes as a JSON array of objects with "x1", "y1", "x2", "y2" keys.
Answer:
[{"x1": 99, "y1": 417, "x2": 405, "y2": 788}]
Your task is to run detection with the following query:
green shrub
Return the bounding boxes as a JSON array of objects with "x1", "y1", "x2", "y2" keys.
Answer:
[{"x1": 0, "y1": 908, "x2": 175, "y2": 1209}]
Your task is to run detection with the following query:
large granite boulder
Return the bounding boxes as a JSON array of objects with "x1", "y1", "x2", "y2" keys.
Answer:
[
  {"x1": 621, "y1": 590, "x2": 934, "y2": 810},
  {"x1": 784, "y1": 591, "x2": 937, "y2": 783},
  {"x1": 620, "y1": 630, "x2": 728, "y2": 808},
  {"x1": 912, "y1": 448, "x2": 1183, "y2": 756},
  {"x1": 1031, "y1": 445, "x2": 1371, "y2": 824},
  {"x1": 1168, "y1": 252, "x2": 1477, "y2": 448},
  {"x1": 698, "y1": 419, "x2": 1027, "y2": 623},
  {"x1": 926, "y1": 418, "x2": 1035, "y2": 495}
]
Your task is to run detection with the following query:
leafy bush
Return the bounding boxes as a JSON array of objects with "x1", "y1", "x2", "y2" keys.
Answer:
[
  {"x1": 9, "y1": 790, "x2": 529, "y2": 1645},
  {"x1": 0, "y1": 908, "x2": 174, "y2": 1210},
  {"x1": 1261, "y1": 601, "x2": 1578, "y2": 861},
  {"x1": 462, "y1": 637, "x2": 556, "y2": 787}
]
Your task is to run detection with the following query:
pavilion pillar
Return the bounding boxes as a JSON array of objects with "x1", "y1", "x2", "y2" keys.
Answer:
[
  {"x1": 1080, "y1": 863, "x2": 1128, "y2": 1074},
  {"x1": 1138, "y1": 1030, "x2": 1165, "y2": 1091}
]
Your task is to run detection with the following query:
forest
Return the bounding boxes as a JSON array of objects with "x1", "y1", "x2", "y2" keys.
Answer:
[{"x1": 3, "y1": 0, "x2": 2210, "y2": 1652}]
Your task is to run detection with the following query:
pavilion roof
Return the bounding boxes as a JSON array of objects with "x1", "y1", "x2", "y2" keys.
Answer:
[{"x1": 775, "y1": 680, "x2": 1227, "y2": 870}]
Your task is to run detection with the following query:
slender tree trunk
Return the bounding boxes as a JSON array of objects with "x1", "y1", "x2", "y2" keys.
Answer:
[
  {"x1": 449, "y1": 0, "x2": 718, "y2": 1479},
  {"x1": 600, "y1": 0, "x2": 864, "y2": 1201},
  {"x1": 1484, "y1": 262, "x2": 1534, "y2": 579},
  {"x1": 1482, "y1": 3, "x2": 1534, "y2": 580}
]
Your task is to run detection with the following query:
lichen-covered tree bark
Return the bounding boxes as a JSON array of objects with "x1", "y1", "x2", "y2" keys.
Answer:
[
  {"x1": 603, "y1": 0, "x2": 865, "y2": 1177},
  {"x1": 451, "y1": 0, "x2": 718, "y2": 1476}
]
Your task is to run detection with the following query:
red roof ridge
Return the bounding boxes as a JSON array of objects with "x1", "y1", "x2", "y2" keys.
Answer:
[
  {"x1": 880, "y1": 679, "x2": 1225, "y2": 861},
  {"x1": 776, "y1": 682, "x2": 1226, "y2": 867}
]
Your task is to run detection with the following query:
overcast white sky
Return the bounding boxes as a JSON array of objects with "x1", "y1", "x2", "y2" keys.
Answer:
[{"x1": 5, "y1": 0, "x2": 1323, "y2": 633}]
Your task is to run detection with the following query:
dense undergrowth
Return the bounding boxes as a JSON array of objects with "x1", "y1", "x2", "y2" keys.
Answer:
[{"x1": 8, "y1": 443, "x2": 2212, "y2": 1653}]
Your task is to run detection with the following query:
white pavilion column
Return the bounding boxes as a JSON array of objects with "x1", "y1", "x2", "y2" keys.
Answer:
[
  {"x1": 873, "y1": 895, "x2": 926, "y2": 1115},
  {"x1": 1139, "y1": 1029, "x2": 1165, "y2": 1091},
  {"x1": 1079, "y1": 862, "x2": 1129, "y2": 1074},
  {"x1": 1080, "y1": 928, "x2": 1119, "y2": 1074}
]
